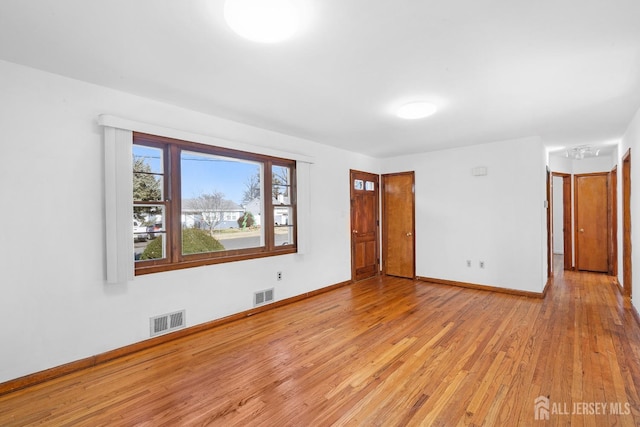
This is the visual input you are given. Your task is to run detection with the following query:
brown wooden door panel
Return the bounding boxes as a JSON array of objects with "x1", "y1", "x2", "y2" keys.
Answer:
[
  {"x1": 575, "y1": 173, "x2": 609, "y2": 273},
  {"x1": 382, "y1": 172, "x2": 415, "y2": 278},
  {"x1": 350, "y1": 170, "x2": 379, "y2": 281},
  {"x1": 354, "y1": 240, "x2": 377, "y2": 278}
]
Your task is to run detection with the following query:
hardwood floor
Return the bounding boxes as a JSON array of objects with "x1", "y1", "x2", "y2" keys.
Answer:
[{"x1": 1, "y1": 261, "x2": 640, "y2": 425}]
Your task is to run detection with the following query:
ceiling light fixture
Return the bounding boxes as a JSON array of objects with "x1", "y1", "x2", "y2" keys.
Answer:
[
  {"x1": 224, "y1": 0, "x2": 303, "y2": 43},
  {"x1": 396, "y1": 102, "x2": 438, "y2": 120},
  {"x1": 565, "y1": 145, "x2": 600, "y2": 160}
]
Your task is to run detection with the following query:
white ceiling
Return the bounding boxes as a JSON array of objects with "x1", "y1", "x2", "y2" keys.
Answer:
[{"x1": 1, "y1": 0, "x2": 639, "y2": 158}]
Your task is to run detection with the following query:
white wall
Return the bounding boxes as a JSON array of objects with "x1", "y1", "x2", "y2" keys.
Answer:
[
  {"x1": 382, "y1": 137, "x2": 547, "y2": 294},
  {"x1": 572, "y1": 155, "x2": 616, "y2": 174},
  {"x1": 549, "y1": 153, "x2": 614, "y2": 174},
  {"x1": 619, "y1": 106, "x2": 640, "y2": 315},
  {"x1": 549, "y1": 154, "x2": 573, "y2": 174},
  {"x1": 0, "y1": 60, "x2": 378, "y2": 383}
]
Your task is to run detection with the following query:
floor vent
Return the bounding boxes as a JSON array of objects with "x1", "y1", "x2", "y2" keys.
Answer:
[
  {"x1": 150, "y1": 310, "x2": 186, "y2": 337},
  {"x1": 254, "y1": 288, "x2": 275, "y2": 307}
]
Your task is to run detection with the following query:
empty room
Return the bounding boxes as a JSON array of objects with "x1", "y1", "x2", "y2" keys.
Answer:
[{"x1": 1, "y1": 0, "x2": 640, "y2": 425}]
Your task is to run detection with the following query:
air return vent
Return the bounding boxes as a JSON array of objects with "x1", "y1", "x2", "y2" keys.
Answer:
[
  {"x1": 150, "y1": 310, "x2": 186, "y2": 337},
  {"x1": 254, "y1": 288, "x2": 275, "y2": 307}
]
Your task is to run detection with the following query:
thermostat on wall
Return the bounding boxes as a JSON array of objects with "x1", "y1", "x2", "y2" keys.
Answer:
[{"x1": 471, "y1": 166, "x2": 488, "y2": 176}]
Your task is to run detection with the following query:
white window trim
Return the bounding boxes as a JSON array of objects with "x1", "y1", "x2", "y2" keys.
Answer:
[
  {"x1": 98, "y1": 115, "x2": 315, "y2": 163},
  {"x1": 100, "y1": 115, "x2": 312, "y2": 283},
  {"x1": 104, "y1": 126, "x2": 134, "y2": 283},
  {"x1": 296, "y1": 162, "x2": 310, "y2": 255}
]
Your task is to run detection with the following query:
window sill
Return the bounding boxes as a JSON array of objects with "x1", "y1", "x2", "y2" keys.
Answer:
[{"x1": 134, "y1": 247, "x2": 298, "y2": 276}]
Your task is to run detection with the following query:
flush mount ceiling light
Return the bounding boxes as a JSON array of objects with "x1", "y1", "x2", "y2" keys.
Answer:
[
  {"x1": 565, "y1": 145, "x2": 600, "y2": 160},
  {"x1": 224, "y1": 0, "x2": 303, "y2": 43},
  {"x1": 396, "y1": 102, "x2": 438, "y2": 120}
]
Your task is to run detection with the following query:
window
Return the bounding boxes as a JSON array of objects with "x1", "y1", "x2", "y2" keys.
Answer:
[{"x1": 132, "y1": 132, "x2": 296, "y2": 275}]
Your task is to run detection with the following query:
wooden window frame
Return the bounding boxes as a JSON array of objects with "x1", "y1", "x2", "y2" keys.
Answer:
[{"x1": 133, "y1": 132, "x2": 297, "y2": 276}]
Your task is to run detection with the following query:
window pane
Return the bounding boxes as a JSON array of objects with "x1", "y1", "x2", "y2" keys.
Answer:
[
  {"x1": 180, "y1": 151, "x2": 264, "y2": 255},
  {"x1": 274, "y1": 206, "x2": 294, "y2": 226},
  {"x1": 273, "y1": 184, "x2": 291, "y2": 205},
  {"x1": 133, "y1": 145, "x2": 163, "y2": 173},
  {"x1": 134, "y1": 206, "x2": 165, "y2": 261},
  {"x1": 133, "y1": 145, "x2": 164, "y2": 202},
  {"x1": 275, "y1": 226, "x2": 294, "y2": 246},
  {"x1": 272, "y1": 165, "x2": 291, "y2": 204}
]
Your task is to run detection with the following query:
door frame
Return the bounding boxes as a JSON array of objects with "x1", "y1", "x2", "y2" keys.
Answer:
[
  {"x1": 610, "y1": 166, "x2": 618, "y2": 276},
  {"x1": 622, "y1": 149, "x2": 632, "y2": 297},
  {"x1": 381, "y1": 171, "x2": 416, "y2": 279},
  {"x1": 551, "y1": 172, "x2": 572, "y2": 271},
  {"x1": 350, "y1": 169, "x2": 380, "y2": 282},
  {"x1": 547, "y1": 167, "x2": 552, "y2": 278}
]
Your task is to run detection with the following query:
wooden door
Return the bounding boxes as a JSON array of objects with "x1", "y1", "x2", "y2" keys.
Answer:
[
  {"x1": 350, "y1": 170, "x2": 379, "y2": 281},
  {"x1": 575, "y1": 173, "x2": 609, "y2": 272},
  {"x1": 382, "y1": 172, "x2": 415, "y2": 278}
]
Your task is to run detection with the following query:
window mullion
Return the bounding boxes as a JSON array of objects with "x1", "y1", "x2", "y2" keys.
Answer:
[
  {"x1": 290, "y1": 165, "x2": 298, "y2": 247},
  {"x1": 264, "y1": 161, "x2": 275, "y2": 250},
  {"x1": 169, "y1": 144, "x2": 182, "y2": 263}
]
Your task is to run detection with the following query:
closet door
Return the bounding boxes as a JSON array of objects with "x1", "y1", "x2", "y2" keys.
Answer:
[{"x1": 382, "y1": 172, "x2": 415, "y2": 279}]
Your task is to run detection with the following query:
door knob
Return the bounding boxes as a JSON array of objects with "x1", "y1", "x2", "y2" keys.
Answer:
[
  {"x1": 352, "y1": 230, "x2": 358, "y2": 234},
  {"x1": 406, "y1": 232, "x2": 412, "y2": 237},
  {"x1": 579, "y1": 228, "x2": 584, "y2": 233}
]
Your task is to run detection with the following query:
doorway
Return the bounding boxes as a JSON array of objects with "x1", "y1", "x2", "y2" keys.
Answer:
[
  {"x1": 574, "y1": 173, "x2": 610, "y2": 273},
  {"x1": 350, "y1": 170, "x2": 380, "y2": 281},
  {"x1": 382, "y1": 172, "x2": 415, "y2": 279},
  {"x1": 552, "y1": 173, "x2": 572, "y2": 270}
]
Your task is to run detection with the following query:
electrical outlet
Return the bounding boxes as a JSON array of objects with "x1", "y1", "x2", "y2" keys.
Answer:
[
  {"x1": 466, "y1": 260, "x2": 471, "y2": 267},
  {"x1": 277, "y1": 271, "x2": 283, "y2": 281},
  {"x1": 479, "y1": 261, "x2": 485, "y2": 269}
]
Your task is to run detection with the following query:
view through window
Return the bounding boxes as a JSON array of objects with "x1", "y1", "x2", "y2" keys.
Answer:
[{"x1": 132, "y1": 133, "x2": 296, "y2": 274}]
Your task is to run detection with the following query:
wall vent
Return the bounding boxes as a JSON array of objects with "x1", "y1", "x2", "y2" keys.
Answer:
[
  {"x1": 150, "y1": 310, "x2": 186, "y2": 337},
  {"x1": 254, "y1": 288, "x2": 275, "y2": 307}
]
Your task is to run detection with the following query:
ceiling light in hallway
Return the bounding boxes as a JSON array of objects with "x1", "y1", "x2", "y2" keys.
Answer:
[{"x1": 565, "y1": 145, "x2": 600, "y2": 160}]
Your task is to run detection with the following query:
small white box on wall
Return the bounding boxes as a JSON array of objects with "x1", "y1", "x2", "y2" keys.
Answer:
[{"x1": 471, "y1": 166, "x2": 488, "y2": 176}]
